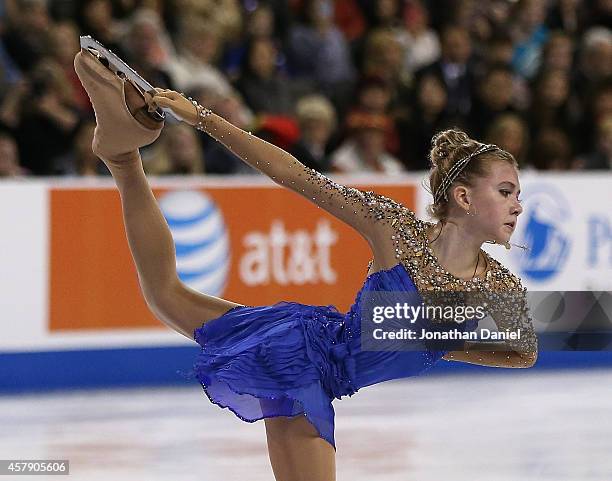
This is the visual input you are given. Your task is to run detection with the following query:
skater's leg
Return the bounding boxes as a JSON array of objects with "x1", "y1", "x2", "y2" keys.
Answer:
[
  {"x1": 107, "y1": 152, "x2": 244, "y2": 338},
  {"x1": 74, "y1": 50, "x2": 243, "y2": 340},
  {"x1": 264, "y1": 417, "x2": 298, "y2": 481},
  {"x1": 264, "y1": 416, "x2": 335, "y2": 481}
]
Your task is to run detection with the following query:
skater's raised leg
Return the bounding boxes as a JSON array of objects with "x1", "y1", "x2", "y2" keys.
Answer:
[{"x1": 74, "y1": 50, "x2": 243, "y2": 340}]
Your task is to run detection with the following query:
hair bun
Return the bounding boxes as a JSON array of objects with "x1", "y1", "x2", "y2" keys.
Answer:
[{"x1": 430, "y1": 128, "x2": 470, "y2": 168}]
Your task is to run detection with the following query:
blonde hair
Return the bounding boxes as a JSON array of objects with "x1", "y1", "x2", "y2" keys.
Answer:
[{"x1": 427, "y1": 128, "x2": 517, "y2": 221}]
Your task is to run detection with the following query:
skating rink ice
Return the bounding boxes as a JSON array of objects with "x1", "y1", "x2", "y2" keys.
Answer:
[{"x1": 1, "y1": 368, "x2": 611, "y2": 481}]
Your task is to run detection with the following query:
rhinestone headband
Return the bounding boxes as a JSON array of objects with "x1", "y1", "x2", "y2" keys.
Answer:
[{"x1": 433, "y1": 143, "x2": 500, "y2": 203}]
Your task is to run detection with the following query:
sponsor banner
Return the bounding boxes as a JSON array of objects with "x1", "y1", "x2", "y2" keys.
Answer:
[
  {"x1": 49, "y1": 182, "x2": 416, "y2": 333},
  {"x1": 0, "y1": 175, "x2": 417, "y2": 352}
]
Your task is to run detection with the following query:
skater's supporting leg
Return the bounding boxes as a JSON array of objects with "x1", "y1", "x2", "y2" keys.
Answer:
[{"x1": 264, "y1": 416, "x2": 335, "y2": 481}]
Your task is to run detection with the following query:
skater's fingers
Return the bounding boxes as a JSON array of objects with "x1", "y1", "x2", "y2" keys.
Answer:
[
  {"x1": 151, "y1": 91, "x2": 182, "y2": 102},
  {"x1": 164, "y1": 91, "x2": 183, "y2": 100},
  {"x1": 151, "y1": 95, "x2": 174, "y2": 109}
]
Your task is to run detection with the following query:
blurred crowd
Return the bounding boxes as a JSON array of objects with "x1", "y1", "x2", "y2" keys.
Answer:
[{"x1": 0, "y1": 0, "x2": 611, "y2": 177}]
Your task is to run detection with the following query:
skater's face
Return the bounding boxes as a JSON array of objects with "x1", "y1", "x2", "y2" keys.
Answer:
[{"x1": 453, "y1": 161, "x2": 523, "y2": 244}]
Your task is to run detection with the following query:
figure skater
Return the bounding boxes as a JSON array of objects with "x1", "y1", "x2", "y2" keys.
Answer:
[{"x1": 74, "y1": 48, "x2": 538, "y2": 481}]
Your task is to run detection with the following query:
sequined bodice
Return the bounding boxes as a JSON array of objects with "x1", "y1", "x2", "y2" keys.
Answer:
[{"x1": 343, "y1": 194, "x2": 538, "y2": 356}]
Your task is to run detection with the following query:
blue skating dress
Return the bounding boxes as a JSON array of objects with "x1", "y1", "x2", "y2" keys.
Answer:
[
  {"x1": 190, "y1": 180, "x2": 537, "y2": 451},
  {"x1": 192, "y1": 261, "x2": 479, "y2": 450}
]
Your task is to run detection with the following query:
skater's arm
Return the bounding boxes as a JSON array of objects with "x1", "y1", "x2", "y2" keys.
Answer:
[
  {"x1": 442, "y1": 344, "x2": 537, "y2": 368},
  {"x1": 150, "y1": 90, "x2": 400, "y2": 248},
  {"x1": 442, "y1": 283, "x2": 538, "y2": 368}
]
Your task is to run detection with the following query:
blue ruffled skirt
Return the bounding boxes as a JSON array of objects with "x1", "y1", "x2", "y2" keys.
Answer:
[
  {"x1": 190, "y1": 264, "x2": 474, "y2": 450},
  {"x1": 192, "y1": 301, "x2": 355, "y2": 450}
]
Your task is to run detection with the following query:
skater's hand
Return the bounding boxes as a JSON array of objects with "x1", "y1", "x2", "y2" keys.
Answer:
[{"x1": 148, "y1": 89, "x2": 199, "y2": 126}]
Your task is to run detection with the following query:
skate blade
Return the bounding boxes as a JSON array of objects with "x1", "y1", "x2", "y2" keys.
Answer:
[{"x1": 79, "y1": 35, "x2": 180, "y2": 122}]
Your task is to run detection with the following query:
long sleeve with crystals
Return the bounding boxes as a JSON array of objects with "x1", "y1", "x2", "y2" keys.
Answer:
[
  {"x1": 195, "y1": 109, "x2": 398, "y2": 244},
  {"x1": 443, "y1": 276, "x2": 538, "y2": 368},
  {"x1": 484, "y1": 279, "x2": 539, "y2": 356}
]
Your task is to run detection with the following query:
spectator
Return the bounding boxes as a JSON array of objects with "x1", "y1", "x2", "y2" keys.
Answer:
[
  {"x1": 359, "y1": 27, "x2": 413, "y2": 123},
  {"x1": 1, "y1": 0, "x2": 51, "y2": 72},
  {"x1": 452, "y1": 0, "x2": 495, "y2": 44},
  {"x1": 235, "y1": 36, "x2": 294, "y2": 115},
  {"x1": 576, "y1": 114, "x2": 611, "y2": 169},
  {"x1": 77, "y1": 0, "x2": 125, "y2": 59},
  {"x1": 476, "y1": 31, "x2": 531, "y2": 109},
  {"x1": 15, "y1": 59, "x2": 81, "y2": 175},
  {"x1": 349, "y1": 75, "x2": 399, "y2": 156},
  {"x1": 510, "y1": 0, "x2": 550, "y2": 79},
  {"x1": 333, "y1": 0, "x2": 366, "y2": 42},
  {"x1": 469, "y1": 63, "x2": 520, "y2": 137},
  {"x1": 177, "y1": 0, "x2": 242, "y2": 42},
  {"x1": 591, "y1": 82, "x2": 612, "y2": 129},
  {"x1": 365, "y1": 76, "x2": 394, "y2": 113},
  {"x1": 221, "y1": 1, "x2": 276, "y2": 81},
  {"x1": 363, "y1": 0, "x2": 404, "y2": 30},
  {"x1": 291, "y1": 94, "x2": 337, "y2": 172},
  {"x1": 288, "y1": 0, "x2": 356, "y2": 101},
  {"x1": 0, "y1": 78, "x2": 29, "y2": 129},
  {"x1": 416, "y1": 25, "x2": 476, "y2": 127},
  {"x1": 50, "y1": 21, "x2": 92, "y2": 116},
  {"x1": 485, "y1": 113, "x2": 530, "y2": 167},
  {"x1": 397, "y1": 73, "x2": 453, "y2": 170},
  {"x1": 146, "y1": 123, "x2": 204, "y2": 175},
  {"x1": 574, "y1": 27, "x2": 612, "y2": 104},
  {"x1": 166, "y1": 17, "x2": 232, "y2": 96},
  {"x1": 528, "y1": 127, "x2": 574, "y2": 170},
  {"x1": 527, "y1": 68, "x2": 575, "y2": 139},
  {"x1": 575, "y1": 80, "x2": 612, "y2": 156},
  {"x1": 361, "y1": 28, "x2": 405, "y2": 84},
  {"x1": 120, "y1": 8, "x2": 175, "y2": 90},
  {"x1": 546, "y1": 0, "x2": 589, "y2": 35},
  {"x1": 401, "y1": 0, "x2": 441, "y2": 75},
  {"x1": 0, "y1": 0, "x2": 606, "y2": 175},
  {"x1": 330, "y1": 110, "x2": 404, "y2": 173},
  {"x1": 482, "y1": 31, "x2": 515, "y2": 67},
  {"x1": 541, "y1": 30, "x2": 575, "y2": 73}
]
